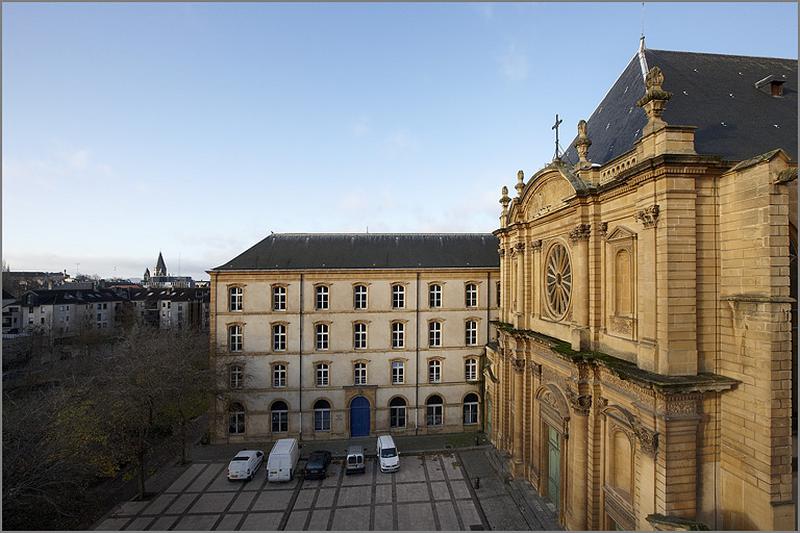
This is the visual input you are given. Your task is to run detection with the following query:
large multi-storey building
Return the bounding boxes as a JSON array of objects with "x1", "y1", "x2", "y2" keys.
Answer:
[
  {"x1": 209, "y1": 233, "x2": 500, "y2": 442},
  {"x1": 129, "y1": 287, "x2": 210, "y2": 331},
  {"x1": 17, "y1": 288, "x2": 127, "y2": 337},
  {"x1": 487, "y1": 45, "x2": 796, "y2": 530}
]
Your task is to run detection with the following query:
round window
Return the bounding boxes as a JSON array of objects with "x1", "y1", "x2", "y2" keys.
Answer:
[{"x1": 545, "y1": 243, "x2": 572, "y2": 319}]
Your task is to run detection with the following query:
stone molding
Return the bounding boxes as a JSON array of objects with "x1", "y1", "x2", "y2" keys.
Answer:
[
  {"x1": 530, "y1": 239, "x2": 543, "y2": 251},
  {"x1": 635, "y1": 204, "x2": 660, "y2": 228},
  {"x1": 597, "y1": 221, "x2": 609, "y2": 237},
  {"x1": 512, "y1": 358, "x2": 526, "y2": 373},
  {"x1": 566, "y1": 387, "x2": 592, "y2": 415},
  {"x1": 514, "y1": 242, "x2": 526, "y2": 252}
]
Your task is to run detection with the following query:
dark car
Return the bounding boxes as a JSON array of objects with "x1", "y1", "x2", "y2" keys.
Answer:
[{"x1": 303, "y1": 450, "x2": 332, "y2": 479}]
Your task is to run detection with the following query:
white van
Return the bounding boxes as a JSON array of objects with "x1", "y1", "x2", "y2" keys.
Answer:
[
  {"x1": 376, "y1": 435, "x2": 400, "y2": 473},
  {"x1": 267, "y1": 438, "x2": 299, "y2": 482}
]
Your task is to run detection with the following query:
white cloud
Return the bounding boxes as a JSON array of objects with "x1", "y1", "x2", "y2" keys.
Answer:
[{"x1": 498, "y1": 44, "x2": 529, "y2": 81}]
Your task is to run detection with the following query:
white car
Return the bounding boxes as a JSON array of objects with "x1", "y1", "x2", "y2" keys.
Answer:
[{"x1": 227, "y1": 449, "x2": 264, "y2": 481}]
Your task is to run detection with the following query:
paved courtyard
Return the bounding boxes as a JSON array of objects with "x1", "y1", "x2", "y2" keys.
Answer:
[{"x1": 95, "y1": 449, "x2": 559, "y2": 531}]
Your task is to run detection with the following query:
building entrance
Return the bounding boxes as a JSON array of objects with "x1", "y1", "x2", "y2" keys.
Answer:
[{"x1": 350, "y1": 396, "x2": 370, "y2": 437}]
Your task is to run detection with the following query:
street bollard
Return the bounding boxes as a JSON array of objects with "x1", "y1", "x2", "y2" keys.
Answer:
[{"x1": 475, "y1": 477, "x2": 480, "y2": 489}]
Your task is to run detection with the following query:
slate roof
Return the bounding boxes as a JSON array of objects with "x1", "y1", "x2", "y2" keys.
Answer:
[
  {"x1": 22, "y1": 289, "x2": 124, "y2": 306},
  {"x1": 129, "y1": 287, "x2": 210, "y2": 303},
  {"x1": 212, "y1": 233, "x2": 501, "y2": 271},
  {"x1": 562, "y1": 48, "x2": 797, "y2": 165}
]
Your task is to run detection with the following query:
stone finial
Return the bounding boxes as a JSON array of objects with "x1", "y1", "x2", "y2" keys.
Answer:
[
  {"x1": 636, "y1": 66, "x2": 672, "y2": 129},
  {"x1": 574, "y1": 120, "x2": 592, "y2": 168},
  {"x1": 515, "y1": 170, "x2": 525, "y2": 197},
  {"x1": 500, "y1": 186, "x2": 511, "y2": 226}
]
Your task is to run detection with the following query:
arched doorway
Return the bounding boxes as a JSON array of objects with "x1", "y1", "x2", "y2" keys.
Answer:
[{"x1": 350, "y1": 396, "x2": 370, "y2": 437}]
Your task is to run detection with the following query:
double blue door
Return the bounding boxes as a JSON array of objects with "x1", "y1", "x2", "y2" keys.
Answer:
[{"x1": 350, "y1": 396, "x2": 370, "y2": 437}]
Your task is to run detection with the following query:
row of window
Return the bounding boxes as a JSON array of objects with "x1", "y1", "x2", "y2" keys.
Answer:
[
  {"x1": 228, "y1": 393, "x2": 480, "y2": 434},
  {"x1": 229, "y1": 282, "x2": 484, "y2": 312},
  {"x1": 229, "y1": 358, "x2": 479, "y2": 389},
  {"x1": 227, "y1": 319, "x2": 480, "y2": 352}
]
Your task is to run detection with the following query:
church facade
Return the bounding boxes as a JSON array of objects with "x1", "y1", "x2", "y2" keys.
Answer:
[{"x1": 487, "y1": 46, "x2": 796, "y2": 530}]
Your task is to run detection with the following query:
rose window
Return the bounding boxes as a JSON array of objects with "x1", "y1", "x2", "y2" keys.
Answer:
[{"x1": 545, "y1": 243, "x2": 572, "y2": 319}]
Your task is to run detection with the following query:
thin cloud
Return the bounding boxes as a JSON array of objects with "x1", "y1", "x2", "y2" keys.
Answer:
[{"x1": 498, "y1": 44, "x2": 529, "y2": 81}]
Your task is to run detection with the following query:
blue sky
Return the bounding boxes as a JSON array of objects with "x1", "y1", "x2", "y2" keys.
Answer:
[{"x1": 3, "y1": 2, "x2": 797, "y2": 280}]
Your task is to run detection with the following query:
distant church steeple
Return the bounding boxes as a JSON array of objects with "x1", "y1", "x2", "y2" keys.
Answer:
[
  {"x1": 155, "y1": 252, "x2": 167, "y2": 276},
  {"x1": 143, "y1": 267, "x2": 151, "y2": 282}
]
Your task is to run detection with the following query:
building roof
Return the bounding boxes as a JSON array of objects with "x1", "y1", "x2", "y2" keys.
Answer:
[
  {"x1": 129, "y1": 287, "x2": 209, "y2": 303},
  {"x1": 562, "y1": 48, "x2": 797, "y2": 165},
  {"x1": 155, "y1": 252, "x2": 167, "y2": 276},
  {"x1": 22, "y1": 288, "x2": 124, "y2": 306},
  {"x1": 212, "y1": 233, "x2": 501, "y2": 271}
]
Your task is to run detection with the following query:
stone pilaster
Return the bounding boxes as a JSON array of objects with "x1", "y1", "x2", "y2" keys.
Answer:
[
  {"x1": 511, "y1": 358, "x2": 526, "y2": 476},
  {"x1": 570, "y1": 224, "x2": 591, "y2": 350},
  {"x1": 566, "y1": 391, "x2": 591, "y2": 530}
]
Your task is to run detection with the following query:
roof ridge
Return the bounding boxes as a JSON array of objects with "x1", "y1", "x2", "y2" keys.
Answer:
[{"x1": 647, "y1": 48, "x2": 797, "y2": 62}]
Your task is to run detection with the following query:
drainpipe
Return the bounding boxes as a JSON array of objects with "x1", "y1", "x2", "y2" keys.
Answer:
[
  {"x1": 415, "y1": 271, "x2": 420, "y2": 435},
  {"x1": 482, "y1": 270, "x2": 490, "y2": 434},
  {"x1": 299, "y1": 273, "x2": 303, "y2": 441}
]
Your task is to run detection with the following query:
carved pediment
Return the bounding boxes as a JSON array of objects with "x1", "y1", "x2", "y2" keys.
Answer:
[
  {"x1": 523, "y1": 174, "x2": 576, "y2": 220},
  {"x1": 605, "y1": 225, "x2": 638, "y2": 242}
]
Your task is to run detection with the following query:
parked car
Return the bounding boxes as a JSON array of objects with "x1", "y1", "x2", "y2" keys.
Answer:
[
  {"x1": 345, "y1": 445, "x2": 366, "y2": 475},
  {"x1": 303, "y1": 450, "x2": 332, "y2": 479},
  {"x1": 377, "y1": 435, "x2": 400, "y2": 473},
  {"x1": 267, "y1": 438, "x2": 300, "y2": 482},
  {"x1": 227, "y1": 449, "x2": 264, "y2": 481}
]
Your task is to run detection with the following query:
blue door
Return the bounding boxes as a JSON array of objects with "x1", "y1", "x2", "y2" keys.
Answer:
[{"x1": 350, "y1": 396, "x2": 370, "y2": 437}]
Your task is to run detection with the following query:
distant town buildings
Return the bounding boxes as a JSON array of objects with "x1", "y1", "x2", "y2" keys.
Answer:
[{"x1": 142, "y1": 252, "x2": 195, "y2": 288}]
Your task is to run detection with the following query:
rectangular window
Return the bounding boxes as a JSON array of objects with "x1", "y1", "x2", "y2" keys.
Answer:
[
  {"x1": 353, "y1": 323, "x2": 367, "y2": 349},
  {"x1": 391, "y1": 322, "x2": 405, "y2": 349},
  {"x1": 465, "y1": 320, "x2": 478, "y2": 346},
  {"x1": 354, "y1": 363, "x2": 367, "y2": 385},
  {"x1": 230, "y1": 411, "x2": 245, "y2": 434},
  {"x1": 427, "y1": 404, "x2": 443, "y2": 426},
  {"x1": 271, "y1": 411, "x2": 288, "y2": 433},
  {"x1": 429, "y1": 284, "x2": 442, "y2": 308},
  {"x1": 390, "y1": 404, "x2": 406, "y2": 428},
  {"x1": 273, "y1": 324, "x2": 287, "y2": 351},
  {"x1": 465, "y1": 283, "x2": 478, "y2": 307},
  {"x1": 229, "y1": 325, "x2": 243, "y2": 352},
  {"x1": 429, "y1": 360, "x2": 441, "y2": 383},
  {"x1": 314, "y1": 408, "x2": 331, "y2": 431},
  {"x1": 316, "y1": 364, "x2": 329, "y2": 386},
  {"x1": 464, "y1": 402, "x2": 478, "y2": 425},
  {"x1": 273, "y1": 365, "x2": 287, "y2": 387},
  {"x1": 429, "y1": 321, "x2": 442, "y2": 347},
  {"x1": 315, "y1": 286, "x2": 329, "y2": 310},
  {"x1": 496, "y1": 282, "x2": 501, "y2": 307},
  {"x1": 316, "y1": 324, "x2": 329, "y2": 350},
  {"x1": 391, "y1": 361, "x2": 404, "y2": 384},
  {"x1": 392, "y1": 284, "x2": 405, "y2": 309},
  {"x1": 354, "y1": 285, "x2": 367, "y2": 309},
  {"x1": 229, "y1": 287, "x2": 243, "y2": 311},
  {"x1": 465, "y1": 359, "x2": 478, "y2": 381},
  {"x1": 273, "y1": 286, "x2": 287, "y2": 311},
  {"x1": 230, "y1": 365, "x2": 244, "y2": 389}
]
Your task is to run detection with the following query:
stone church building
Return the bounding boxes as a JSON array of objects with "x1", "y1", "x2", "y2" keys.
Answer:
[{"x1": 487, "y1": 45, "x2": 796, "y2": 530}]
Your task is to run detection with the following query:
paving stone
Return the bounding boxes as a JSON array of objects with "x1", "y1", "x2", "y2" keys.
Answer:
[
  {"x1": 95, "y1": 517, "x2": 129, "y2": 531},
  {"x1": 123, "y1": 516, "x2": 153, "y2": 530},
  {"x1": 165, "y1": 463, "x2": 206, "y2": 493},
  {"x1": 264, "y1": 475, "x2": 300, "y2": 490},
  {"x1": 187, "y1": 463, "x2": 226, "y2": 492},
  {"x1": 115, "y1": 500, "x2": 152, "y2": 516},
  {"x1": 395, "y1": 457, "x2": 425, "y2": 482},
  {"x1": 425, "y1": 456, "x2": 446, "y2": 481},
  {"x1": 294, "y1": 488, "x2": 317, "y2": 510},
  {"x1": 375, "y1": 471, "x2": 394, "y2": 484},
  {"x1": 342, "y1": 467, "x2": 372, "y2": 486},
  {"x1": 456, "y1": 499, "x2": 482, "y2": 529},
  {"x1": 450, "y1": 479, "x2": 472, "y2": 500},
  {"x1": 147, "y1": 516, "x2": 178, "y2": 531},
  {"x1": 285, "y1": 510, "x2": 308, "y2": 531},
  {"x1": 228, "y1": 491, "x2": 256, "y2": 512},
  {"x1": 187, "y1": 492, "x2": 236, "y2": 514},
  {"x1": 372, "y1": 505, "x2": 394, "y2": 530},
  {"x1": 239, "y1": 511, "x2": 283, "y2": 531},
  {"x1": 435, "y1": 501, "x2": 460, "y2": 530},
  {"x1": 331, "y1": 505, "x2": 371, "y2": 530},
  {"x1": 251, "y1": 490, "x2": 294, "y2": 511},
  {"x1": 140, "y1": 493, "x2": 177, "y2": 515},
  {"x1": 323, "y1": 465, "x2": 344, "y2": 486},
  {"x1": 374, "y1": 483, "x2": 393, "y2": 504},
  {"x1": 315, "y1": 487, "x2": 337, "y2": 508},
  {"x1": 397, "y1": 502, "x2": 435, "y2": 531},
  {"x1": 216, "y1": 513, "x2": 243, "y2": 530},
  {"x1": 336, "y1": 484, "x2": 372, "y2": 507},
  {"x1": 173, "y1": 513, "x2": 219, "y2": 531},
  {"x1": 442, "y1": 455, "x2": 465, "y2": 480},
  {"x1": 307, "y1": 509, "x2": 331, "y2": 530},
  {"x1": 242, "y1": 473, "x2": 269, "y2": 491},
  {"x1": 164, "y1": 493, "x2": 199, "y2": 514},
  {"x1": 206, "y1": 467, "x2": 242, "y2": 492},
  {"x1": 430, "y1": 481, "x2": 451, "y2": 501},
  {"x1": 395, "y1": 482, "x2": 428, "y2": 503}
]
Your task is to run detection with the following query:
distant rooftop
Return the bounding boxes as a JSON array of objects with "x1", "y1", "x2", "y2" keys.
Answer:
[{"x1": 212, "y1": 233, "x2": 500, "y2": 271}]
